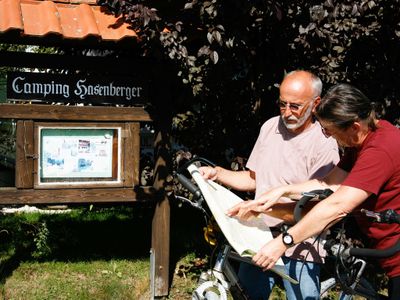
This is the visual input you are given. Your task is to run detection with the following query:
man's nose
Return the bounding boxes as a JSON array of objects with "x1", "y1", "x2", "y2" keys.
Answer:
[{"x1": 282, "y1": 105, "x2": 292, "y2": 117}]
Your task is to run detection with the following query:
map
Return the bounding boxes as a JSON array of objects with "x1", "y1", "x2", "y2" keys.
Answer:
[{"x1": 187, "y1": 164, "x2": 298, "y2": 284}]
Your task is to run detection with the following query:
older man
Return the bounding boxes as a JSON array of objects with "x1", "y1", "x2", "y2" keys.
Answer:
[{"x1": 200, "y1": 70, "x2": 339, "y2": 299}]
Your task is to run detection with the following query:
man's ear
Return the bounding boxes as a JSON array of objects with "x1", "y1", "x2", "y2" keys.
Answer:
[{"x1": 312, "y1": 96, "x2": 321, "y2": 113}]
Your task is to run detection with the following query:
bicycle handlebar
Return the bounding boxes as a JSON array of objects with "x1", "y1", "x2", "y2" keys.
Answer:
[
  {"x1": 175, "y1": 156, "x2": 217, "y2": 206},
  {"x1": 176, "y1": 156, "x2": 216, "y2": 174},
  {"x1": 294, "y1": 189, "x2": 400, "y2": 260},
  {"x1": 293, "y1": 189, "x2": 333, "y2": 223},
  {"x1": 175, "y1": 172, "x2": 203, "y2": 200},
  {"x1": 338, "y1": 208, "x2": 400, "y2": 259},
  {"x1": 346, "y1": 239, "x2": 400, "y2": 258}
]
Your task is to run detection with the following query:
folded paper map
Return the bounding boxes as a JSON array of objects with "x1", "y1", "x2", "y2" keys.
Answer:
[{"x1": 188, "y1": 164, "x2": 298, "y2": 284}]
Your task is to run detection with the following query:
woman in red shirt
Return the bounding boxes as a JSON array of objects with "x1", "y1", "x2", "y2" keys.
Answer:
[{"x1": 227, "y1": 83, "x2": 400, "y2": 299}]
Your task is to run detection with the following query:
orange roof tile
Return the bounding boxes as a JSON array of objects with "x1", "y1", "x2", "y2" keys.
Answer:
[{"x1": 0, "y1": 0, "x2": 138, "y2": 43}]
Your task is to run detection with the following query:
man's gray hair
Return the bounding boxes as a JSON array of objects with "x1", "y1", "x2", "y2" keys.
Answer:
[
  {"x1": 310, "y1": 73, "x2": 322, "y2": 98},
  {"x1": 285, "y1": 70, "x2": 322, "y2": 98}
]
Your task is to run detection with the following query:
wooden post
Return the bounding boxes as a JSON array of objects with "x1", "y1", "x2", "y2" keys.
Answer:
[
  {"x1": 15, "y1": 120, "x2": 34, "y2": 188},
  {"x1": 151, "y1": 127, "x2": 171, "y2": 298},
  {"x1": 150, "y1": 64, "x2": 174, "y2": 298}
]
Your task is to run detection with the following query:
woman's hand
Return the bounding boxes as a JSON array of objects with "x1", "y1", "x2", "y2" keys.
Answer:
[
  {"x1": 227, "y1": 187, "x2": 286, "y2": 220},
  {"x1": 253, "y1": 236, "x2": 287, "y2": 271},
  {"x1": 226, "y1": 200, "x2": 263, "y2": 220}
]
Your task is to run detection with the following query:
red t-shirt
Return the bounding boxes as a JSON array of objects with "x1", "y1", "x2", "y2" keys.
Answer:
[{"x1": 338, "y1": 120, "x2": 400, "y2": 278}]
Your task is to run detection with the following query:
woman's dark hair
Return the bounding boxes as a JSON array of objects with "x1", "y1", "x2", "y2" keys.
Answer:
[{"x1": 315, "y1": 83, "x2": 377, "y2": 130}]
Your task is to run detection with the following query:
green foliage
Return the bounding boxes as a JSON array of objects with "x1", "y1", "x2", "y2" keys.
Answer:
[
  {"x1": 0, "y1": 44, "x2": 58, "y2": 78},
  {"x1": 32, "y1": 222, "x2": 51, "y2": 259},
  {"x1": 0, "y1": 44, "x2": 28, "y2": 78},
  {"x1": 98, "y1": 0, "x2": 400, "y2": 166},
  {"x1": 0, "y1": 206, "x2": 154, "y2": 265}
]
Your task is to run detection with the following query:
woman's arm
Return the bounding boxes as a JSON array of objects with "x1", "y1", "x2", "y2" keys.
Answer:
[
  {"x1": 226, "y1": 166, "x2": 348, "y2": 220},
  {"x1": 252, "y1": 185, "x2": 371, "y2": 270}
]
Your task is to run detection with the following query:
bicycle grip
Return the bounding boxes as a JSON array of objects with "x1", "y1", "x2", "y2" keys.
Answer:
[
  {"x1": 176, "y1": 173, "x2": 202, "y2": 200},
  {"x1": 293, "y1": 195, "x2": 314, "y2": 223},
  {"x1": 294, "y1": 189, "x2": 333, "y2": 223}
]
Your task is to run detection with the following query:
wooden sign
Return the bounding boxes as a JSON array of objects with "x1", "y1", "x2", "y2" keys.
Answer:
[{"x1": 7, "y1": 71, "x2": 147, "y2": 105}]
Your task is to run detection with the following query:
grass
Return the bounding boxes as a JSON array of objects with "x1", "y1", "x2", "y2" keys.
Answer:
[
  {"x1": 1, "y1": 256, "x2": 207, "y2": 300},
  {"x1": 3, "y1": 259, "x2": 150, "y2": 300},
  {"x1": 0, "y1": 203, "x2": 389, "y2": 300},
  {"x1": 0, "y1": 202, "x2": 210, "y2": 299}
]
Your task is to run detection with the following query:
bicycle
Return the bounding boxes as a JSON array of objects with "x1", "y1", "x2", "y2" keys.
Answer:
[
  {"x1": 176, "y1": 156, "x2": 252, "y2": 300},
  {"x1": 176, "y1": 157, "x2": 400, "y2": 300},
  {"x1": 293, "y1": 190, "x2": 400, "y2": 299}
]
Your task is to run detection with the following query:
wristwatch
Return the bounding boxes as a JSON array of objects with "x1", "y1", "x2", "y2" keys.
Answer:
[{"x1": 282, "y1": 231, "x2": 295, "y2": 247}]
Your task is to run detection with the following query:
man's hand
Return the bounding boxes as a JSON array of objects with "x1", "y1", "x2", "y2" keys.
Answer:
[
  {"x1": 253, "y1": 236, "x2": 287, "y2": 271},
  {"x1": 199, "y1": 166, "x2": 219, "y2": 181}
]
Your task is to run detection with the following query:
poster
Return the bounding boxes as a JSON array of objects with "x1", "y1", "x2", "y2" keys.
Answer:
[{"x1": 40, "y1": 128, "x2": 117, "y2": 180}]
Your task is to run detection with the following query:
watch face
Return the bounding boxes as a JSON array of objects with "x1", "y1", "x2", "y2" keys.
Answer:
[{"x1": 283, "y1": 234, "x2": 293, "y2": 245}]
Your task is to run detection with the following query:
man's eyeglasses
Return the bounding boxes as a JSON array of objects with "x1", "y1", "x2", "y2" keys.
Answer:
[{"x1": 277, "y1": 100, "x2": 305, "y2": 112}]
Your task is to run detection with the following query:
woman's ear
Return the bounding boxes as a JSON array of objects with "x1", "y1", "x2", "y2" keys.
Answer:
[
  {"x1": 312, "y1": 96, "x2": 321, "y2": 113},
  {"x1": 349, "y1": 121, "x2": 361, "y2": 134},
  {"x1": 349, "y1": 121, "x2": 362, "y2": 144}
]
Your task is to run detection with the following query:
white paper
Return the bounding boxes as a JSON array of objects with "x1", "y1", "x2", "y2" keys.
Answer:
[{"x1": 188, "y1": 164, "x2": 298, "y2": 284}]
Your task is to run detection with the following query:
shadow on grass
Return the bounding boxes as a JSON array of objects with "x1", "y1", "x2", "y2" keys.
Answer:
[
  {"x1": 169, "y1": 199, "x2": 213, "y2": 289},
  {"x1": 0, "y1": 203, "x2": 152, "y2": 285},
  {"x1": 0, "y1": 200, "x2": 211, "y2": 288}
]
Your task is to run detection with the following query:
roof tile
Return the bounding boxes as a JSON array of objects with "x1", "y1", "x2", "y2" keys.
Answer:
[
  {"x1": 21, "y1": 0, "x2": 63, "y2": 36},
  {"x1": 0, "y1": 0, "x2": 137, "y2": 42},
  {"x1": 92, "y1": 6, "x2": 135, "y2": 41},
  {"x1": 58, "y1": 3, "x2": 99, "y2": 38},
  {"x1": 0, "y1": 0, "x2": 24, "y2": 31}
]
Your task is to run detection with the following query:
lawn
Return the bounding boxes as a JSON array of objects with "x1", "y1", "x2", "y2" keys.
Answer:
[
  {"x1": 0, "y1": 203, "x2": 388, "y2": 299},
  {"x1": 3, "y1": 259, "x2": 150, "y2": 300},
  {"x1": 0, "y1": 203, "x2": 209, "y2": 299}
]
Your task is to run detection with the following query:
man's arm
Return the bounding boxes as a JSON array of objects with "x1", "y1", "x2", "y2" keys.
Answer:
[{"x1": 199, "y1": 166, "x2": 256, "y2": 191}]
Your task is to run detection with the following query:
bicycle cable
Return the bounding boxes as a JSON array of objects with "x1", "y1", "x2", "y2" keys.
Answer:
[{"x1": 296, "y1": 216, "x2": 344, "y2": 284}]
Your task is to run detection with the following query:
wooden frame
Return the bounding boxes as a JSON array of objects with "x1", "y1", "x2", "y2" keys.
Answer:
[
  {"x1": 1, "y1": 104, "x2": 151, "y2": 204},
  {"x1": 14, "y1": 120, "x2": 141, "y2": 191},
  {"x1": 0, "y1": 103, "x2": 152, "y2": 122}
]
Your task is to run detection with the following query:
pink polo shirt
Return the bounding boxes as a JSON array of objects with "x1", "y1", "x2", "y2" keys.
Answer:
[{"x1": 247, "y1": 116, "x2": 339, "y2": 262}]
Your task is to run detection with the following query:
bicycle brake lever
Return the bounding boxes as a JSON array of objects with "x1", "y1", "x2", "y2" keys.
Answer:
[
  {"x1": 360, "y1": 208, "x2": 400, "y2": 224},
  {"x1": 379, "y1": 209, "x2": 400, "y2": 224},
  {"x1": 301, "y1": 191, "x2": 320, "y2": 198},
  {"x1": 301, "y1": 189, "x2": 333, "y2": 200},
  {"x1": 360, "y1": 209, "x2": 381, "y2": 222}
]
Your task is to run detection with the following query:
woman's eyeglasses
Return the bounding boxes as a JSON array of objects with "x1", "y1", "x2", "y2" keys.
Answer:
[
  {"x1": 320, "y1": 126, "x2": 331, "y2": 137},
  {"x1": 320, "y1": 124, "x2": 343, "y2": 138}
]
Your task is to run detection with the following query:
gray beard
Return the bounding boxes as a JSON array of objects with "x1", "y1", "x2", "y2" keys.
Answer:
[{"x1": 282, "y1": 104, "x2": 313, "y2": 130}]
